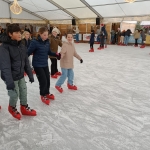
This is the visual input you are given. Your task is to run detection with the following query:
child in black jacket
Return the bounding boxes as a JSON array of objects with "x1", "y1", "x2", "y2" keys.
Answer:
[{"x1": 0, "y1": 24, "x2": 36, "y2": 120}]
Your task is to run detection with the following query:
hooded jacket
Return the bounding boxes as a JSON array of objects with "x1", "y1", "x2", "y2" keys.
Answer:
[
  {"x1": 60, "y1": 41, "x2": 81, "y2": 69},
  {"x1": 0, "y1": 36, "x2": 33, "y2": 90}
]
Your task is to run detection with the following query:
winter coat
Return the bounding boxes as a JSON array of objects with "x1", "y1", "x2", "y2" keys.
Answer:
[
  {"x1": 28, "y1": 36, "x2": 56, "y2": 67},
  {"x1": 125, "y1": 29, "x2": 132, "y2": 37},
  {"x1": 121, "y1": 31, "x2": 125, "y2": 36},
  {"x1": 0, "y1": 36, "x2": 33, "y2": 90},
  {"x1": 133, "y1": 30, "x2": 140, "y2": 39},
  {"x1": 141, "y1": 31, "x2": 146, "y2": 41},
  {"x1": 90, "y1": 33, "x2": 95, "y2": 43},
  {"x1": 21, "y1": 38, "x2": 31, "y2": 49},
  {"x1": 49, "y1": 35, "x2": 62, "y2": 58},
  {"x1": 60, "y1": 41, "x2": 81, "y2": 69}
]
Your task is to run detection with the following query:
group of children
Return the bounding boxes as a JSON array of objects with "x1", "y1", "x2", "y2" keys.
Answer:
[
  {"x1": 0, "y1": 24, "x2": 83, "y2": 120},
  {"x1": 89, "y1": 25, "x2": 108, "y2": 52}
]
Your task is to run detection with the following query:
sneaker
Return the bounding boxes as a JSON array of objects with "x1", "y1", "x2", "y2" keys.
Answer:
[
  {"x1": 41, "y1": 96, "x2": 50, "y2": 105},
  {"x1": 8, "y1": 105, "x2": 21, "y2": 120},
  {"x1": 20, "y1": 104, "x2": 36, "y2": 116},
  {"x1": 46, "y1": 94, "x2": 55, "y2": 100},
  {"x1": 55, "y1": 86, "x2": 63, "y2": 93}
]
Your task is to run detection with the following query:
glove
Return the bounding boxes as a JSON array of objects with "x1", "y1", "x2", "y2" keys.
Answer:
[
  {"x1": 7, "y1": 83, "x2": 15, "y2": 90},
  {"x1": 80, "y1": 59, "x2": 83, "y2": 63},
  {"x1": 29, "y1": 78, "x2": 34, "y2": 83},
  {"x1": 56, "y1": 53, "x2": 61, "y2": 60}
]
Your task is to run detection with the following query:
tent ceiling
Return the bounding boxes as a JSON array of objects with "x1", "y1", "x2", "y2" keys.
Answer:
[{"x1": 1, "y1": 0, "x2": 150, "y2": 21}]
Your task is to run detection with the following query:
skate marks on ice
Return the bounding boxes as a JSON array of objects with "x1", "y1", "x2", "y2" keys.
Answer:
[{"x1": 0, "y1": 44, "x2": 150, "y2": 150}]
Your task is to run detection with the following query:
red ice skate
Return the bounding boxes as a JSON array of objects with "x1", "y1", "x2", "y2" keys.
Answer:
[
  {"x1": 89, "y1": 49, "x2": 94, "y2": 52},
  {"x1": 24, "y1": 72, "x2": 27, "y2": 76},
  {"x1": 46, "y1": 94, "x2": 55, "y2": 100},
  {"x1": 67, "y1": 83, "x2": 77, "y2": 90},
  {"x1": 140, "y1": 45, "x2": 145, "y2": 48},
  {"x1": 8, "y1": 105, "x2": 21, "y2": 120},
  {"x1": 97, "y1": 47, "x2": 102, "y2": 50},
  {"x1": 20, "y1": 104, "x2": 36, "y2": 116},
  {"x1": 41, "y1": 96, "x2": 50, "y2": 105},
  {"x1": 55, "y1": 86, "x2": 63, "y2": 93},
  {"x1": 55, "y1": 72, "x2": 62, "y2": 76},
  {"x1": 51, "y1": 74, "x2": 58, "y2": 79}
]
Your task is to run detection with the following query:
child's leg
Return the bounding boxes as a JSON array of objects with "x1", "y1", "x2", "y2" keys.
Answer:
[
  {"x1": 18, "y1": 78, "x2": 27, "y2": 106},
  {"x1": 44, "y1": 66, "x2": 51, "y2": 95},
  {"x1": 67, "y1": 69, "x2": 74, "y2": 85},
  {"x1": 55, "y1": 68, "x2": 68, "y2": 86},
  {"x1": 50, "y1": 58, "x2": 56, "y2": 76},
  {"x1": 8, "y1": 81, "x2": 19, "y2": 107},
  {"x1": 55, "y1": 58, "x2": 58, "y2": 73},
  {"x1": 34, "y1": 67, "x2": 48, "y2": 96}
]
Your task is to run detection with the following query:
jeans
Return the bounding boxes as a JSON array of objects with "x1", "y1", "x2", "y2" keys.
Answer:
[
  {"x1": 56, "y1": 68, "x2": 74, "y2": 86},
  {"x1": 124, "y1": 36, "x2": 129, "y2": 45},
  {"x1": 90, "y1": 42, "x2": 94, "y2": 49},
  {"x1": 7, "y1": 78, "x2": 27, "y2": 107},
  {"x1": 34, "y1": 66, "x2": 50, "y2": 96},
  {"x1": 135, "y1": 39, "x2": 138, "y2": 46},
  {"x1": 111, "y1": 35, "x2": 114, "y2": 43},
  {"x1": 76, "y1": 33, "x2": 79, "y2": 42}
]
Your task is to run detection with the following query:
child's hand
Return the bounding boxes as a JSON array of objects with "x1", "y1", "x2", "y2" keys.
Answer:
[
  {"x1": 80, "y1": 59, "x2": 83, "y2": 63},
  {"x1": 56, "y1": 53, "x2": 61, "y2": 60}
]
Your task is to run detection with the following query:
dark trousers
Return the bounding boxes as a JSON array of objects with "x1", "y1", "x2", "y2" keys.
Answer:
[
  {"x1": 135, "y1": 39, "x2": 138, "y2": 45},
  {"x1": 90, "y1": 42, "x2": 94, "y2": 49},
  {"x1": 50, "y1": 58, "x2": 58, "y2": 75},
  {"x1": 100, "y1": 36, "x2": 104, "y2": 47},
  {"x1": 34, "y1": 66, "x2": 50, "y2": 96}
]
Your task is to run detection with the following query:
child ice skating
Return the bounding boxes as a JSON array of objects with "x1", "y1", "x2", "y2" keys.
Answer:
[
  {"x1": 0, "y1": 24, "x2": 36, "y2": 120},
  {"x1": 49, "y1": 27, "x2": 62, "y2": 79},
  {"x1": 28, "y1": 27, "x2": 61, "y2": 105},
  {"x1": 55, "y1": 33, "x2": 83, "y2": 93},
  {"x1": 89, "y1": 30, "x2": 95, "y2": 52}
]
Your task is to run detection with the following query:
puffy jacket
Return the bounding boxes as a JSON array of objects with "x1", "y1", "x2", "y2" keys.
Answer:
[
  {"x1": 125, "y1": 29, "x2": 132, "y2": 37},
  {"x1": 0, "y1": 36, "x2": 33, "y2": 90},
  {"x1": 90, "y1": 32, "x2": 95, "y2": 43},
  {"x1": 28, "y1": 36, "x2": 56, "y2": 67}
]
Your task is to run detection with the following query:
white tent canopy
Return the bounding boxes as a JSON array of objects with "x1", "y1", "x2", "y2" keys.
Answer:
[{"x1": 1, "y1": 0, "x2": 150, "y2": 23}]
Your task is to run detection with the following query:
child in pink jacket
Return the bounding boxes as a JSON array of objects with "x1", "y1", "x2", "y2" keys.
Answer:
[{"x1": 55, "y1": 33, "x2": 83, "y2": 93}]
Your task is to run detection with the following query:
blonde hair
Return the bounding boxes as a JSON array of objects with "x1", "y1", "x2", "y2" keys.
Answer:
[{"x1": 22, "y1": 31, "x2": 31, "y2": 40}]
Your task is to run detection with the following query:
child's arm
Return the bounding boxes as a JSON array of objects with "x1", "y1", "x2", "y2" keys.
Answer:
[
  {"x1": 28, "y1": 40, "x2": 36, "y2": 56},
  {"x1": 74, "y1": 49, "x2": 82, "y2": 60},
  {"x1": 24, "y1": 53, "x2": 34, "y2": 83},
  {"x1": 60, "y1": 44, "x2": 67, "y2": 59},
  {"x1": 0, "y1": 46, "x2": 15, "y2": 90},
  {"x1": 58, "y1": 39, "x2": 62, "y2": 47}
]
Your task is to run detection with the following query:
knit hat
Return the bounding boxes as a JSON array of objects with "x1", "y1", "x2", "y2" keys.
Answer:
[{"x1": 52, "y1": 27, "x2": 59, "y2": 34}]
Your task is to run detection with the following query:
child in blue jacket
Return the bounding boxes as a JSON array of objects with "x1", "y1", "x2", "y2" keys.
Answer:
[{"x1": 89, "y1": 30, "x2": 95, "y2": 52}]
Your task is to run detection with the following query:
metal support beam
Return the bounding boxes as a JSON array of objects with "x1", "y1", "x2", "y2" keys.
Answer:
[
  {"x1": 2, "y1": 0, "x2": 48, "y2": 21},
  {"x1": 80, "y1": 0, "x2": 103, "y2": 18},
  {"x1": 47, "y1": 0, "x2": 78, "y2": 19}
]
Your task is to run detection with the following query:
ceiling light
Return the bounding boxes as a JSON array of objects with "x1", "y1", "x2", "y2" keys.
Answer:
[
  {"x1": 125, "y1": 0, "x2": 136, "y2": 3},
  {"x1": 10, "y1": 0, "x2": 22, "y2": 15}
]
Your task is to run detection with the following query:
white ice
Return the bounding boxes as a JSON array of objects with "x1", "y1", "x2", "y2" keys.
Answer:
[{"x1": 0, "y1": 44, "x2": 150, "y2": 150}]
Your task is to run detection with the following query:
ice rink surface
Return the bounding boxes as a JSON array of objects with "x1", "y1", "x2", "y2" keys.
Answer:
[{"x1": 0, "y1": 43, "x2": 150, "y2": 150}]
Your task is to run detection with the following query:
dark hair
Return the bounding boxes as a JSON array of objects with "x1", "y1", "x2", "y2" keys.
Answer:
[
  {"x1": 7, "y1": 24, "x2": 21, "y2": 36},
  {"x1": 36, "y1": 27, "x2": 48, "y2": 39},
  {"x1": 91, "y1": 30, "x2": 94, "y2": 33}
]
